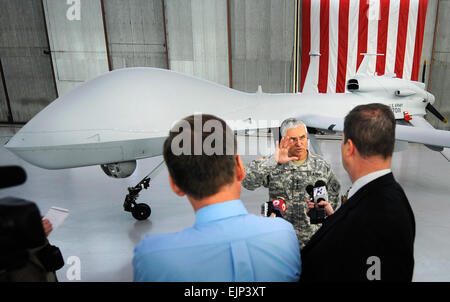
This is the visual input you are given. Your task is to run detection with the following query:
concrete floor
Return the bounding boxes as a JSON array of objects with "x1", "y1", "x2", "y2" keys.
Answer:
[{"x1": 1, "y1": 130, "x2": 450, "y2": 282}]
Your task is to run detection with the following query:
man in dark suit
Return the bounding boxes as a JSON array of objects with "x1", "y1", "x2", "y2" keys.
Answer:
[{"x1": 301, "y1": 103, "x2": 415, "y2": 282}]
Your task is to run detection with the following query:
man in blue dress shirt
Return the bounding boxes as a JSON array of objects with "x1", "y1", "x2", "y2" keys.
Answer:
[{"x1": 133, "y1": 114, "x2": 301, "y2": 282}]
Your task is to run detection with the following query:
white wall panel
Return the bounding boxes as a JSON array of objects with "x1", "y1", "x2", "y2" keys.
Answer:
[
  {"x1": 231, "y1": 0, "x2": 295, "y2": 93},
  {"x1": 428, "y1": 0, "x2": 450, "y2": 131},
  {"x1": 43, "y1": 0, "x2": 109, "y2": 96},
  {"x1": 165, "y1": 0, "x2": 229, "y2": 86},
  {"x1": 0, "y1": 0, "x2": 57, "y2": 123},
  {"x1": 102, "y1": 0, "x2": 167, "y2": 69}
]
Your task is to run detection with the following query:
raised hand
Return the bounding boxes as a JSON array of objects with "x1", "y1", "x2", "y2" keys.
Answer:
[{"x1": 273, "y1": 136, "x2": 299, "y2": 164}]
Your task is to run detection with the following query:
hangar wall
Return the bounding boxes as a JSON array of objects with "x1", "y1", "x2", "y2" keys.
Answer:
[
  {"x1": 102, "y1": 0, "x2": 168, "y2": 70},
  {"x1": 0, "y1": 0, "x2": 448, "y2": 127},
  {"x1": 427, "y1": 0, "x2": 450, "y2": 131},
  {"x1": 230, "y1": 0, "x2": 295, "y2": 93},
  {"x1": 0, "y1": 0, "x2": 57, "y2": 123},
  {"x1": 165, "y1": 0, "x2": 230, "y2": 87},
  {"x1": 421, "y1": 0, "x2": 438, "y2": 87},
  {"x1": 42, "y1": 0, "x2": 109, "y2": 97}
]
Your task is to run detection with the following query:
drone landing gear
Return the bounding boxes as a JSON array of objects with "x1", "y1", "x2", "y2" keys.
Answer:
[{"x1": 123, "y1": 160, "x2": 165, "y2": 220}]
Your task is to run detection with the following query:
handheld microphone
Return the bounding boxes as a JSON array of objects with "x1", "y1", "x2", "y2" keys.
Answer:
[
  {"x1": 272, "y1": 198, "x2": 287, "y2": 217},
  {"x1": 306, "y1": 185, "x2": 314, "y2": 200},
  {"x1": 261, "y1": 197, "x2": 287, "y2": 217},
  {"x1": 313, "y1": 180, "x2": 328, "y2": 203},
  {"x1": 0, "y1": 166, "x2": 27, "y2": 189},
  {"x1": 306, "y1": 180, "x2": 328, "y2": 224},
  {"x1": 314, "y1": 180, "x2": 327, "y2": 188}
]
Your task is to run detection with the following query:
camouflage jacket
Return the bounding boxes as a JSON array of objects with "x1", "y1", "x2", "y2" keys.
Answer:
[{"x1": 242, "y1": 152, "x2": 341, "y2": 249}]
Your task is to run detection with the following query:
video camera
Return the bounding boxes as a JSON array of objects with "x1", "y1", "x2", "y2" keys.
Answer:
[
  {"x1": 306, "y1": 180, "x2": 328, "y2": 224},
  {"x1": 0, "y1": 166, "x2": 64, "y2": 277}
]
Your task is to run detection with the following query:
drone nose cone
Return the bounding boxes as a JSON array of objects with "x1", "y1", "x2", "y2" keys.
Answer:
[
  {"x1": 4, "y1": 123, "x2": 47, "y2": 150},
  {"x1": 4, "y1": 132, "x2": 50, "y2": 168},
  {"x1": 4, "y1": 133, "x2": 26, "y2": 151}
]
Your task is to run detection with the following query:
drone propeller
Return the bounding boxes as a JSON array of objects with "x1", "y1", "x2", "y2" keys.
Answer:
[{"x1": 426, "y1": 103, "x2": 448, "y2": 124}]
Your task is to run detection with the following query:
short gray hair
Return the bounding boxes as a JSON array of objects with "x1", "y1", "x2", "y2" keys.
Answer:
[{"x1": 280, "y1": 118, "x2": 307, "y2": 137}]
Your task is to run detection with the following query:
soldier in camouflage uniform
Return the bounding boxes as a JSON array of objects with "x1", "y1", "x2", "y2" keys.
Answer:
[{"x1": 242, "y1": 118, "x2": 341, "y2": 249}]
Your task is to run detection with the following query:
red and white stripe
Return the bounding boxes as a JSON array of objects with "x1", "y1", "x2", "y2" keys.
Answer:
[{"x1": 301, "y1": 0, "x2": 428, "y2": 93}]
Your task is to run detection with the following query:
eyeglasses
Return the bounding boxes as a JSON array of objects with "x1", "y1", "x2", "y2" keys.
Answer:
[{"x1": 289, "y1": 136, "x2": 307, "y2": 143}]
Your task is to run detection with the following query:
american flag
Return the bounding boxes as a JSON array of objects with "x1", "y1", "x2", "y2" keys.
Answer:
[{"x1": 300, "y1": 0, "x2": 429, "y2": 93}]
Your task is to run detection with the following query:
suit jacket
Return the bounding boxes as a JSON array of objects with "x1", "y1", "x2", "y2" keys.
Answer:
[{"x1": 300, "y1": 173, "x2": 415, "y2": 282}]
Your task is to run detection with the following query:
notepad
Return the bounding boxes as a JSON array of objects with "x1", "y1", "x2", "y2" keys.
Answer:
[{"x1": 43, "y1": 206, "x2": 69, "y2": 230}]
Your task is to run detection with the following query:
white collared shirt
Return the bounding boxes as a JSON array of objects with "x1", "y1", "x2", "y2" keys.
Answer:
[{"x1": 347, "y1": 169, "x2": 392, "y2": 200}]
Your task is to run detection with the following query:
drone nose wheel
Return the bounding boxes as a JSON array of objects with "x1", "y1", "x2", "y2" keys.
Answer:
[
  {"x1": 124, "y1": 188, "x2": 152, "y2": 220},
  {"x1": 132, "y1": 203, "x2": 151, "y2": 220},
  {"x1": 123, "y1": 160, "x2": 165, "y2": 221}
]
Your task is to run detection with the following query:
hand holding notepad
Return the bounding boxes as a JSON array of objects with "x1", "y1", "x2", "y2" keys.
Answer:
[{"x1": 43, "y1": 207, "x2": 70, "y2": 231}]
